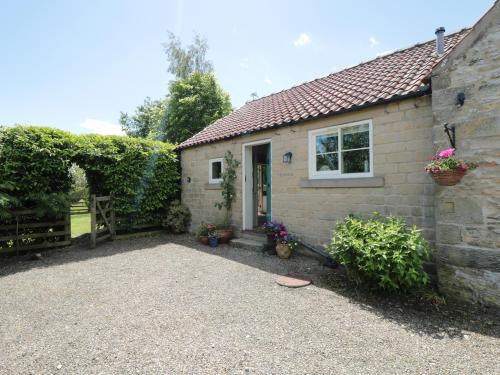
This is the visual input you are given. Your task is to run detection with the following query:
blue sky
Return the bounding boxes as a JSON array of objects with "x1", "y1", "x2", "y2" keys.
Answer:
[{"x1": 0, "y1": 0, "x2": 493, "y2": 135}]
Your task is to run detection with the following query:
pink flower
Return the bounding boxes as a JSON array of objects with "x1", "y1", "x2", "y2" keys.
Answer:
[
  {"x1": 279, "y1": 230, "x2": 287, "y2": 237},
  {"x1": 438, "y1": 148, "x2": 455, "y2": 158}
]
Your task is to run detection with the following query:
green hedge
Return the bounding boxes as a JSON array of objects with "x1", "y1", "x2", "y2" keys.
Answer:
[
  {"x1": 74, "y1": 134, "x2": 179, "y2": 225},
  {"x1": 0, "y1": 126, "x2": 75, "y2": 216},
  {"x1": 0, "y1": 125, "x2": 180, "y2": 226}
]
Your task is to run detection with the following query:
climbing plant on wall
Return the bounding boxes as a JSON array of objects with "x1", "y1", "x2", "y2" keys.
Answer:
[{"x1": 214, "y1": 150, "x2": 240, "y2": 227}]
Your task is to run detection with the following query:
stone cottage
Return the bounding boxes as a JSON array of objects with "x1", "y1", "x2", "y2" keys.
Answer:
[{"x1": 179, "y1": 2, "x2": 499, "y2": 306}]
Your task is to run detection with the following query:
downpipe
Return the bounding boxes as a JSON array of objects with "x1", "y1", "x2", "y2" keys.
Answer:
[{"x1": 299, "y1": 241, "x2": 338, "y2": 268}]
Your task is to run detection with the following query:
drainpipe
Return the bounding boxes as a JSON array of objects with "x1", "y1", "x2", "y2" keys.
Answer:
[{"x1": 300, "y1": 241, "x2": 338, "y2": 268}]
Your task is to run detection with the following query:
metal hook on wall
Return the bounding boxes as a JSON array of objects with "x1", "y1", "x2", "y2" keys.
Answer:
[{"x1": 443, "y1": 123, "x2": 456, "y2": 149}]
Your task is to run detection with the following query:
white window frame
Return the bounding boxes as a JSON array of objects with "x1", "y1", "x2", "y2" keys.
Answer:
[
  {"x1": 308, "y1": 119, "x2": 374, "y2": 179},
  {"x1": 209, "y1": 158, "x2": 224, "y2": 184}
]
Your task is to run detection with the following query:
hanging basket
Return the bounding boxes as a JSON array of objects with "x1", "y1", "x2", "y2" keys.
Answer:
[{"x1": 430, "y1": 169, "x2": 467, "y2": 186}]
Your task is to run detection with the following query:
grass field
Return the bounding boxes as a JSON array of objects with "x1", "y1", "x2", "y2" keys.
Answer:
[{"x1": 71, "y1": 213, "x2": 90, "y2": 238}]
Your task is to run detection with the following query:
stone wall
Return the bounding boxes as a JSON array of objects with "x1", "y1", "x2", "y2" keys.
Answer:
[
  {"x1": 181, "y1": 96, "x2": 436, "y2": 248},
  {"x1": 430, "y1": 3, "x2": 500, "y2": 306}
]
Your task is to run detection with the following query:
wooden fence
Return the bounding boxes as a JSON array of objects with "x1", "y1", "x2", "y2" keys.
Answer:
[
  {"x1": 114, "y1": 219, "x2": 164, "y2": 240},
  {"x1": 70, "y1": 200, "x2": 89, "y2": 215},
  {"x1": 0, "y1": 210, "x2": 71, "y2": 254}
]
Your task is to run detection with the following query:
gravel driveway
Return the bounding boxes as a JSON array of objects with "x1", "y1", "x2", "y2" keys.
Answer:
[{"x1": 1, "y1": 235, "x2": 499, "y2": 374}]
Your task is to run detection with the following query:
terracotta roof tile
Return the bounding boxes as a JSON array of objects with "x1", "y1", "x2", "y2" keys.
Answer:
[{"x1": 179, "y1": 30, "x2": 470, "y2": 149}]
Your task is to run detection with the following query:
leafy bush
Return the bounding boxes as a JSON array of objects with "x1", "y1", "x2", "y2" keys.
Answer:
[
  {"x1": 164, "y1": 200, "x2": 191, "y2": 233},
  {"x1": 74, "y1": 134, "x2": 180, "y2": 226},
  {"x1": 0, "y1": 181, "x2": 19, "y2": 220},
  {"x1": 0, "y1": 125, "x2": 180, "y2": 227},
  {"x1": 325, "y1": 214, "x2": 430, "y2": 291},
  {"x1": 0, "y1": 126, "x2": 75, "y2": 216}
]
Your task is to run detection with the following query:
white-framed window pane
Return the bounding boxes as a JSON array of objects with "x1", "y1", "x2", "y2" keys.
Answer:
[
  {"x1": 316, "y1": 133, "x2": 338, "y2": 153},
  {"x1": 316, "y1": 153, "x2": 338, "y2": 171},
  {"x1": 308, "y1": 120, "x2": 372, "y2": 179},
  {"x1": 211, "y1": 161, "x2": 222, "y2": 180},
  {"x1": 342, "y1": 124, "x2": 369, "y2": 150},
  {"x1": 342, "y1": 149, "x2": 370, "y2": 173}
]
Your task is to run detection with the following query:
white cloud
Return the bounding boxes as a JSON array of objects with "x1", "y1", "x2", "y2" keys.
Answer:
[
  {"x1": 376, "y1": 49, "x2": 395, "y2": 57},
  {"x1": 264, "y1": 77, "x2": 272, "y2": 85},
  {"x1": 80, "y1": 118, "x2": 125, "y2": 136},
  {"x1": 294, "y1": 33, "x2": 311, "y2": 47},
  {"x1": 369, "y1": 36, "x2": 379, "y2": 47}
]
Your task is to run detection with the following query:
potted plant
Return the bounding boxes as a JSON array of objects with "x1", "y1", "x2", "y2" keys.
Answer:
[
  {"x1": 208, "y1": 224, "x2": 218, "y2": 248},
  {"x1": 262, "y1": 220, "x2": 284, "y2": 251},
  {"x1": 276, "y1": 230, "x2": 300, "y2": 259},
  {"x1": 215, "y1": 151, "x2": 240, "y2": 243},
  {"x1": 197, "y1": 223, "x2": 210, "y2": 245},
  {"x1": 425, "y1": 148, "x2": 476, "y2": 186}
]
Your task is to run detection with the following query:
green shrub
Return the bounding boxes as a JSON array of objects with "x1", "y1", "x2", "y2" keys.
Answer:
[
  {"x1": 0, "y1": 125, "x2": 180, "y2": 227},
  {"x1": 0, "y1": 181, "x2": 19, "y2": 220},
  {"x1": 325, "y1": 214, "x2": 430, "y2": 291},
  {"x1": 0, "y1": 126, "x2": 75, "y2": 216},
  {"x1": 74, "y1": 134, "x2": 180, "y2": 226},
  {"x1": 164, "y1": 200, "x2": 191, "y2": 233}
]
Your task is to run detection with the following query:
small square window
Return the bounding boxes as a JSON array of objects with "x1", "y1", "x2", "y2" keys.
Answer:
[{"x1": 209, "y1": 158, "x2": 223, "y2": 183}]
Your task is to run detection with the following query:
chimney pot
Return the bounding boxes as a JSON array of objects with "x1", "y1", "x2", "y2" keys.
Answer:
[{"x1": 435, "y1": 27, "x2": 446, "y2": 55}]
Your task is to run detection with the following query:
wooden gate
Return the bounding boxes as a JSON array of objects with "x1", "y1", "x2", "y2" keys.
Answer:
[{"x1": 90, "y1": 195, "x2": 115, "y2": 248}]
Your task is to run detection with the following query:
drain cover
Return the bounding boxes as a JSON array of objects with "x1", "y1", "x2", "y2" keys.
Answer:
[{"x1": 276, "y1": 275, "x2": 312, "y2": 288}]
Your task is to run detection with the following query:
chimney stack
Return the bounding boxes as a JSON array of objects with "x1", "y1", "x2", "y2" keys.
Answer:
[{"x1": 435, "y1": 27, "x2": 445, "y2": 55}]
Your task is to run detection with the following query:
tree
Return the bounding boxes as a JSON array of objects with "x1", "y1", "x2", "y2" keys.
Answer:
[
  {"x1": 120, "y1": 33, "x2": 229, "y2": 143},
  {"x1": 120, "y1": 97, "x2": 167, "y2": 139},
  {"x1": 69, "y1": 164, "x2": 89, "y2": 205},
  {"x1": 163, "y1": 32, "x2": 213, "y2": 79},
  {"x1": 164, "y1": 72, "x2": 232, "y2": 144}
]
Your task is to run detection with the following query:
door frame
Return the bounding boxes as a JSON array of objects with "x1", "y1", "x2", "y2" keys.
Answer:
[{"x1": 241, "y1": 139, "x2": 272, "y2": 230}]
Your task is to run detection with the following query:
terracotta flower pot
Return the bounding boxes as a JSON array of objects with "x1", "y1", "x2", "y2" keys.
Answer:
[
  {"x1": 276, "y1": 243, "x2": 291, "y2": 259},
  {"x1": 430, "y1": 169, "x2": 467, "y2": 186},
  {"x1": 199, "y1": 236, "x2": 209, "y2": 245},
  {"x1": 217, "y1": 228, "x2": 233, "y2": 244}
]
